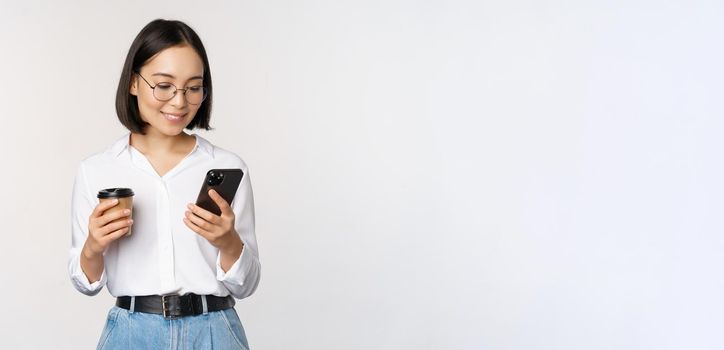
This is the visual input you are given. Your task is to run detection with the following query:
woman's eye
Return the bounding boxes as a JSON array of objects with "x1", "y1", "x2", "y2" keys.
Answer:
[
  {"x1": 188, "y1": 86, "x2": 203, "y2": 93},
  {"x1": 156, "y1": 84, "x2": 174, "y2": 91}
]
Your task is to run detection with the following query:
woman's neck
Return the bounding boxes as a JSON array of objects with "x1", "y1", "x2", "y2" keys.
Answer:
[{"x1": 129, "y1": 130, "x2": 195, "y2": 156}]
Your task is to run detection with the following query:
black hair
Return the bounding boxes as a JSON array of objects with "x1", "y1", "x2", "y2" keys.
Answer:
[{"x1": 116, "y1": 19, "x2": 213, "y2": 133}]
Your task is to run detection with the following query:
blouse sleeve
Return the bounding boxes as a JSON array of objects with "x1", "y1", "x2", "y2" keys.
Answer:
[{"x1": 68, "y1": 163, "x2": 107, "y2": 296}]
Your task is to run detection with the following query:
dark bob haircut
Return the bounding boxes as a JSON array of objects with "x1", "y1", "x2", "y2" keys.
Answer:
[{"x1": 116, "y1": 19, "x2": 213, "y2": 134}]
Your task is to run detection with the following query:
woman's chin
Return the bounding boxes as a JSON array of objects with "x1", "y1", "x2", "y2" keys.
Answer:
[{"x1": 143, "y1": 124, "x2": 189, "y2": 137}]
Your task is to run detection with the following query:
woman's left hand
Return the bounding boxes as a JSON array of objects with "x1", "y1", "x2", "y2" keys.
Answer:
[{"x1": 184, "y1": 189, "x2": 244, "y2": 262}]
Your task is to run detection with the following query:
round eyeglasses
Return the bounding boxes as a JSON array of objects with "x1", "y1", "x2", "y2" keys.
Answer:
[{"x1": 135, "y1": 72, "x2": 207, "y2": 105}]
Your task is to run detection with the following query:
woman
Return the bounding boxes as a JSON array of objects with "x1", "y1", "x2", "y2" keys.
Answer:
[{"x1": 68, "y1": 19, "x2": 260, "y2": 349}]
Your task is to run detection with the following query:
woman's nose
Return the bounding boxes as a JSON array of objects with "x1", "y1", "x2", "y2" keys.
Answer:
[{"x1": 170, "y1": 89, "x2": 188, "y2": 107}]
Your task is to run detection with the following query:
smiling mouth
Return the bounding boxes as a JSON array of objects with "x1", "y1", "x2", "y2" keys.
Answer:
[{"x1": 162, "y1": 112, "x2": 187, "y2": 121}]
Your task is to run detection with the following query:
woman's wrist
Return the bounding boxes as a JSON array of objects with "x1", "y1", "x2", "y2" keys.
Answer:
[
  {"x1": 219, "y1": 234, "x2": 244, "y2": 272},
  {"x1": 82, "y1": 241, "x2": 102, "y2": 260},
  {"x1": 220, "y1": 234, "x2": 243, "y2": 257}
]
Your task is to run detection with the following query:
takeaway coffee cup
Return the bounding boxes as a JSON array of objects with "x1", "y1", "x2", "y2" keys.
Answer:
[{"x1": 97, "y1": 188, "x2": 135, "y2": 236}]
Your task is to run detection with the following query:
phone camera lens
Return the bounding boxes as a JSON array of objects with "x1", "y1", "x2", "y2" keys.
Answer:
[{"x1": 207, "y1": 171, "x2": 223, "y2": 186}]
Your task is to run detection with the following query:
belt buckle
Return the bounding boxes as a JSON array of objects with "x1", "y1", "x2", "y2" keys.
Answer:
[{"x1": 162, "y1": 294, "x2": 181, "y2": 319}]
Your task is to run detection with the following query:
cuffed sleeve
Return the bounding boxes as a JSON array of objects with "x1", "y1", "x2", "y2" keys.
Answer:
[
  {"x1": 69, "y1": 252, "x2": 106, "y2": 295},
  {"x1": 217, "y1": 168, "x2": 261, "y2": 299},
  {"x1": 68, "y1": 163, "x2": 107, "y2": 296}
]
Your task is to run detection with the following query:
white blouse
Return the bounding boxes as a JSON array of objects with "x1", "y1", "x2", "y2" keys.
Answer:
[{"x1": 68, "y1": 133, "x2": 260, "y2": 299}]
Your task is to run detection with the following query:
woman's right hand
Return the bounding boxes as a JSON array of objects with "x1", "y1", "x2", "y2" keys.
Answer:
[{"x1": 83, "y1": 199, "x2": 133, "y2": 257}]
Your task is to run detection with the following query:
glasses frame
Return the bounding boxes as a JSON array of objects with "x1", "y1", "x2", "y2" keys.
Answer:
[{"x1": 135, "y1": 72, "x2": 207, "y2": 105}]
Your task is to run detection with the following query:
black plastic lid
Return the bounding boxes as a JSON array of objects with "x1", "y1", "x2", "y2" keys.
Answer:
[{"x1": 97, "y1": 188, "x2": 134, "y2": 199}]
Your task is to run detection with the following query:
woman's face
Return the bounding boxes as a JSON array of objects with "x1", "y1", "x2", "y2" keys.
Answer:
[{"x1": 130, "y1": 45, "x2": 205, "y2": 137}]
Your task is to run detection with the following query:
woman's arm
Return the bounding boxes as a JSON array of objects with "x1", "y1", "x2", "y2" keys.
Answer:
[
  {"x1": 184, "y1": 169, "x2": 261, "y2": 299},
  {"x1": 69, "y1": 164, "x2": 106, "y2": 295},
  {"x1": 221, "y1": 169, "x2": 261, "y2": 299},
  {"x1": 69, "y1": 164, "x2": 133, "y2": 295}
]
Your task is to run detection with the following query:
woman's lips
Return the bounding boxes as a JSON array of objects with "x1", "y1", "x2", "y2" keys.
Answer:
[{"x1": 162, "y1": 112, "x2": 187, "y2": 123}]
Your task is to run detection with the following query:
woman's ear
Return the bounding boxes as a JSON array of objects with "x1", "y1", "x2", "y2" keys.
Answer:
[{"x1": 129, "y1": 75, "x2": 138, "y2": 96}]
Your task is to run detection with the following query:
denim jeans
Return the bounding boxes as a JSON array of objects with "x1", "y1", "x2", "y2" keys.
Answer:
[{"x1": 96, "y1": 306, "x2": 250, "y2": 350}]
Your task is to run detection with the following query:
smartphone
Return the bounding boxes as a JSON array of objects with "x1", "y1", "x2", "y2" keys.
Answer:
[{"x1": 195, "y1": 169, "x2": 244, "y2": 216}]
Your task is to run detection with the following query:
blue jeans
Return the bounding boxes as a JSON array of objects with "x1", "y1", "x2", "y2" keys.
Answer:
[{"x1": 96, "y1": 306, "x2": 250, "y2": 350}]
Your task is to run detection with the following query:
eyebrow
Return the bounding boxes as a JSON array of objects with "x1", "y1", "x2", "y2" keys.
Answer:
[{"x1": 151, "y1": 72, "x2": 203, "y2": 80}]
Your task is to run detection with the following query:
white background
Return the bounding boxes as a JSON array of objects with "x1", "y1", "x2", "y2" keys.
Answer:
[{"x1": 1, "y1": 1, "x2": 722, "y2": 349}]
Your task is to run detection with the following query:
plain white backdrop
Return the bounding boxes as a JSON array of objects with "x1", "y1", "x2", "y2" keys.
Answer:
[{"x1": 0, "y1": 0, "x2": 722, "y2": 349}]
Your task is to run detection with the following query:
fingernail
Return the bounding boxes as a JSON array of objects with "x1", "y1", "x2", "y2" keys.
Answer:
[
  {"x1": 187, "y1": 204, "x2": 193, "y2": 209},
  {"x1": 113, "y1": 199, "x2": 119, "y2": 204},
  {"x1": 124, "y1": 209, "x2": 131, "y2": 215},
  {"x1": 128, "y1": 219, "x2": 133, "y2": 224}
]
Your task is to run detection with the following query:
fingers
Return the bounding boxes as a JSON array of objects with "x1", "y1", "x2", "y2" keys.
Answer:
[
  {"x1": 103, "y1": 226, "x2": 131, "y2": 243},
  {"x1": 98, "y1": 218, "x2": 133, "y2": 236},
  {"x1": 92, "y1": 199, "x2": 119, "y2": 218},
  {"x1": 185, "y1": 208, "x2": 213, "y2": 231},
  {"x1": 183, "y1": 216, "x2": 213, "y2": 240},
  {"x1": 208, "y1": 189, "x2": 233, "y2": 216},
  {"x1": 96, "y1": 208, "x2": 132, "y2": 227},
  {"x1": 86, "y1": 215, "x2": 132, "y2": 257},
  {"x1": 86, "y1": 200, "x2": 133, "y2": 257},
  {"x1": 186, "y1": 202, "x2": 219, "y2": 224}
]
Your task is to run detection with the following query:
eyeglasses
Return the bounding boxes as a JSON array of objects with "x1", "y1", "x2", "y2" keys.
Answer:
[{"x1": 135, "y1": 72, "x2": 207, "y2": 105}]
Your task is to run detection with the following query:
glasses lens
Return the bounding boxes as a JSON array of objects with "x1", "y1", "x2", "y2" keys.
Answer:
[
  {"x1": 186, "y1": 87, "x2": 207, "y2": 105},
  {"x1": 153, "y1": 84, "x2": 176, "y2": 101}
]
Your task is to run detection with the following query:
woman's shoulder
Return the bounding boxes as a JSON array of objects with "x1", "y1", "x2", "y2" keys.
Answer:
[
  {"x1": 78, "y1": 134, "x2": 131, "y2": 166},
  {"x1": 195, "y1": 134, "x2": 250, "y2": 170}
]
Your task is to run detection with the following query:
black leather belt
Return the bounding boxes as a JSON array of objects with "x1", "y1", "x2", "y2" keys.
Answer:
[{"x1": 116, "y1": 294, "x2": 235, "y2": 319}]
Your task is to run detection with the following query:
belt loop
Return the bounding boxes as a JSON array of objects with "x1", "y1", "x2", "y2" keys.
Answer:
[
  {"x1": 201, "y1": 295, "x2": 209, "y2": 315},
  {"x1": 129, "y1": 296, "x2": 136, "y2": 314}
]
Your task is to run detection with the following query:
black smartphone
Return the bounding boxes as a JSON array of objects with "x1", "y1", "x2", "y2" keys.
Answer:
[{"x1": 195, "y1": 169, "x2": 244, "y2": 216}]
